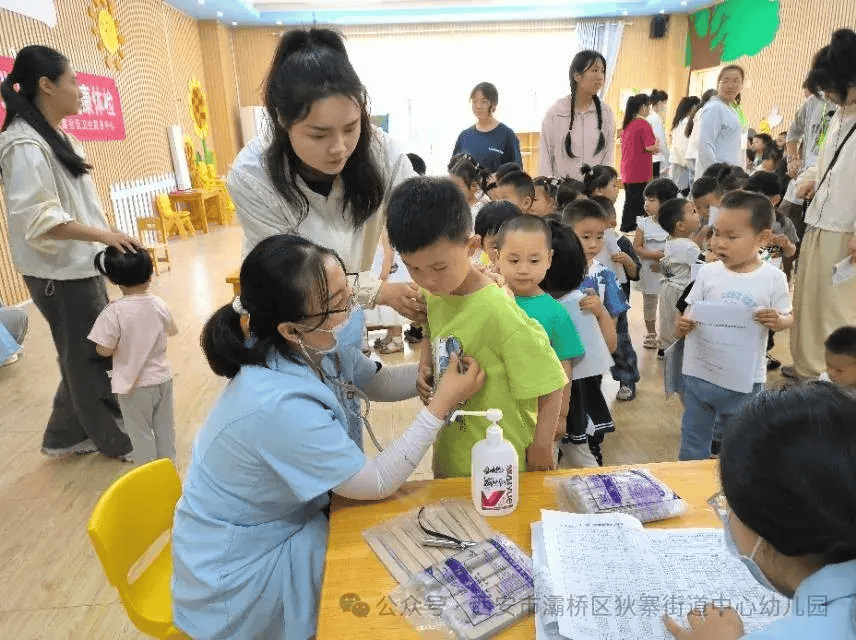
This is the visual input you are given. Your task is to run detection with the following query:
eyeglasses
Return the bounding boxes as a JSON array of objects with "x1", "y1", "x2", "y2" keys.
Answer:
[
  {"x1": 301, "y1": 273, "x2": 359, "y2": 320},
  {"x1": 707, "y1": 490, "x2": 729, "y2": 525}
]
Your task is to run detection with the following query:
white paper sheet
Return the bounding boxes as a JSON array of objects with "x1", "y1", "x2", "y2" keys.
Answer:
[
  {"x1": 682, "y1": 301, "x2": 763, "y2": 393},
  {"x1": 832, "y1": 257, "x2": 856, "y2": 285},
  {"x1": 560, "y1": 290, "x2": 614, "y2": 380},
  {"x1": 538, "y1": 511, "x2": 788, "y2": 640}
]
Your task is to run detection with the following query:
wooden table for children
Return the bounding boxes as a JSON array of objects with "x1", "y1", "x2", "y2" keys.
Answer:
[
  {"x1": 168, "y1": 189, "x2": 220, "y2": 234},
  {"x1": 226, "y1": 268, "x2": 240, "y2": 296},
  {"x1": 316, "y1": 459, "x2": 720, "y2": 639}
]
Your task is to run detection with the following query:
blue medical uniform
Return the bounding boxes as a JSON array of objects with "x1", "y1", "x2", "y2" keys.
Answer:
[
  {"x1": 171, "y1": 344, "x2": 378, "y2": 640},
  {"x1": 745, "y1": 559, "x2": 856, "y2": 639}
]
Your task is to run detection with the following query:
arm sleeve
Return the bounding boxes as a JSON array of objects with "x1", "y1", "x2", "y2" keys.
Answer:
[
  {"x1": 782, "y1": 217, "x2": 800, "y2": 244},
  {"x1": 502, "y1": 319, "x2": 568, "y2": 400},
  {"x1": 506, "y1": 129, "x2": 523, "y2": 166},
  {"x1": 551, "y1": 308, "x2": 585, "y2": 360},
  {"x1": 333, "y1": 408, "x2": 443, "y2": 500},
  {"x1": 1, "y1": 143, "x2": 74, "y2": 254},
  {"x1": 539, "y1": 113, "x2": 555, "y2": 176},
  {"x1": 227, "y1": 164, "x2": 301, "y2": 256},
  {"x1": 642, "y1": 122, "x2": 657, "y2": 148},
  {"x1": 603, "y1": 105, "x2": 616, "y2": 167},
  {"x1": 618, "y1": 236, "x2": 643, "y2": 281},
  {"x1": 697, "y1": 107, "x2": 721, "y2": 176},
  {"x1": 787, "y1": 101, "x2": 808, "y2": 144},
  {"x1": 771, "y1": 269, "x2": 792, "y2": 314},
  {"x1": 453, "y1": 131, "x2": 464, "y2": 156},
  {"x1": 359, "y1": 362, "x2": 419, "y2": 402},
  {"x1": 87, "y1": 306, "x2": 119, "y2": 350}
]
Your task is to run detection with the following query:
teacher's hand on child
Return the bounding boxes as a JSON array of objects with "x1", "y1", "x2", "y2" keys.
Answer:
[
  {"x1": 663, "y1": 604, "x2": 744, "y2": 640},
  {"x1": 102, "y1": 229, "x2": 143, "y2": 253},
  {"x1": 427, "y1": 353, "x2": 486, "y2": 421},
  {"x1": 675, "y1": 314, "x2": 696, "y2": 338},
  {"x1": 376, "y1": 282, "x2": 428, "y2": 324}
]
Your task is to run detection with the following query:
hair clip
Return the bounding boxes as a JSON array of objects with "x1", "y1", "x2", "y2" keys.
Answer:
[{"x1": 232, "y1": 296, "x2": 248, "y2": 316}]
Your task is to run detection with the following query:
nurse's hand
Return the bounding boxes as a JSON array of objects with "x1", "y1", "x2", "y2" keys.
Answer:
[
  {"x1": 376, "y1": 282, "x2": 427, "y2": 324},
  {"x1": 428, "y1": 354, "x2": 485, "y2": 420},
  {"x1": 663, "y1": 604, "x2": 744, "y2": 640}
]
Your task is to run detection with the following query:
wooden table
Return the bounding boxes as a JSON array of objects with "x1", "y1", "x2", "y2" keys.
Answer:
[
  {"x1": 168, "y1": 189, "x2": 221, "y2": 234},
  {"x1": 226, "y1": 268, "x2": 240, "y2": 296},
  {"x1": 317, "y1": 460, "x2": 720, "y2": 639}
]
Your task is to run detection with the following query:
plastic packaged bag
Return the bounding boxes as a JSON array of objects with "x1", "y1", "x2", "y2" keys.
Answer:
[
  {"x1": 388, "y1": 534, "x2": 534, "y2": 640},
  {"x1": 548, "y1": 467, "x2": 688, "y2": 524}
]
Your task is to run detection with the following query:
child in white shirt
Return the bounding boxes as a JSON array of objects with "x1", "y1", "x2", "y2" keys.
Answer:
[
  {"x1": 675, "y1": 191, "x2": 792, "y2": 460},
  {"x1": 657, "y1": 198, "x2": 704, "y2": 352},
  {"x1": 89, "y1": 247, "x2": 178, "y2": 464}
]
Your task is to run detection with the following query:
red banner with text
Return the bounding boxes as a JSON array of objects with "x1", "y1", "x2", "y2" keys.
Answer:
[{"x1": 0, "y1": 57, "x2": 126, "y2": 141}]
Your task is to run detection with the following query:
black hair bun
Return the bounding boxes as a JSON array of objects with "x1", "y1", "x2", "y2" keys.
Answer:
[{"x1": 580, "y1": 164, "x2": 593, "y2": 177}]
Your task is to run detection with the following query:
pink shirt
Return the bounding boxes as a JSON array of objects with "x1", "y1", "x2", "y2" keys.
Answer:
[
  {"x1": 539, "y1": 95, "x2": 616, "y2": 180},
  {"x1": 620, "y1": 118, "x2": 656, "y2": 184},
  {"x1": 88, "y1": 293, "x2": 177, "y2": 395}
]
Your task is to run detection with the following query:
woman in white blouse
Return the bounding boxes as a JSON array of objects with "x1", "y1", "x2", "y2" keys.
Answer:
[
  {"x1": 0, "y1": 46, "x2": 140, "y2": 458},
  {"x1": 227, "y1": 28, "x2": 424, "y2": 323},
  {"x1": 696, "y1": 66, "x2": 746, "y2": 178},
  {"x1": 647, "y1": 89, "x2": 670, "y2": 177},
  {"x1": 789, "y1": 29, "x2": 856, "y2": 379}
]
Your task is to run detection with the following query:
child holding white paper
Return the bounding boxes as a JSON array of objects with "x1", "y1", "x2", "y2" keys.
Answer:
[
  {"x1": 675, "y1": 191, "x2": 792, "y2": 461},
  {"x1": 555, "y1": 199, "x2": 629, "y2": 466},
  {"x1": 592, "y1": 195, "x2": 642, "y2": 401}
]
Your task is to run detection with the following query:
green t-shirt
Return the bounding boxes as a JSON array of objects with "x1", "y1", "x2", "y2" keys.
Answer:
[
  {"x1": 427, "y1": 284, "x2": 568, "y2": 478},
  {"x1": 515, "y1": 293, "x2": 585, "y2": 361}
]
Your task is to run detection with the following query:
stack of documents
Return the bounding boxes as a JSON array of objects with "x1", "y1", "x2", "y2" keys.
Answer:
[{"x1": 532, "y1": 511, "x2": 789, "y2": 640}]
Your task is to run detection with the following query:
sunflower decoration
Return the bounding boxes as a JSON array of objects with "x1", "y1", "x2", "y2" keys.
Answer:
[
  {"x1": 87, "y1": 0, "x2": 125, "y2": 71},
  {"x1": 188, "y1": 78, "x2": 215, "y2": 166}
]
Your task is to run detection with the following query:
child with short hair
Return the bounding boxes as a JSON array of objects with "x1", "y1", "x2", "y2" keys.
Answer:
[
  {"x1": 675, "y1": 190, "x2": 793, "y2": 461},
  {"x1": 386, "y1": 177, "x2": 568, "y2": 476},
  {"x1": 473, "y1": 200, "x2": 522, "y2": 266},
  {"x1": 88, "y1": 247, "x2": 178, "y2": 464},
  {"x1": 823, "y1": 326, "x2": 856, "y2": 388},
  {"x1": 494, "y1": 170, "x2": 535, "y2": 213},
  {"x1": 531, "y1": 176, "x2": 560, "y2": 216},
  {"x1": 559, "y1": 199, "x2": 630, "y2": 465},
  {"x1": 657, "y1": 198, "x2": 704, "y2": 353},
  {"x1": 495, "y1": 215, "x2": 585, "y2": 463},
  {"x1": 580, "y1": 164, "x2": 620, "y2": 201},
  {"x1": 690, "y1": 175, "x2": 718, "y2": 242},
  {"x1": 555, "y1": 177, "x2": 585, "y2": 210},
  {"x1": 634, "y1": 178, "x2": 678, "y2": 352},
  {"x1": 591, "y1": 195, "x2": 642, "y2": 401}
]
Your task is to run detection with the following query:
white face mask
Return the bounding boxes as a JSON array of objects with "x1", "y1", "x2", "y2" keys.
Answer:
[{"x1": 302, "y1": 306, "x2": 360, "y2": 355}]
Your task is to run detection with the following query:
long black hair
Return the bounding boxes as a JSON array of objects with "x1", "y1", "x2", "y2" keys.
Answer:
[
  {"x1": 804, "y1": 28, "x2": 856, "y2": 105},
  {"x1": 0, "y1": 45, "x2": 91, "y2": 177},
  {"x1": 201, "y1": 234, "x2": 345, "y2": 379},
  {"x1": 671, "y1": 96, "x2": 700, "y2": 131},
  {"x1": 263, "y1": 28, "x2": 384, "y2": 228},
  {"x1": 622, "y1": 94, "x2": 650, "y2": 131},
  {"x1": 684, "y1": 88, "x2": 717, "y2": 138},
  {"x1": 720, "y1": 382, "x2": 856, "y2": 566},
  {"x1": 564, "y1": 50, "x2": 607, "y2": 159}
]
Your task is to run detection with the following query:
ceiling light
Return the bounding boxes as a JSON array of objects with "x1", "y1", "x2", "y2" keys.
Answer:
[
  {"x1": 216, "y1": 10, "x2": 224, "y2": 17},
  {"x1": 659, "y1": 8, "x2": 665, "y2": 13},
  {"x1": 681, "y1": 0, "x2": 688, "y2": 4},
  {"x1": 197, "y1": 0, "x2": 204, "y2": 5},
  {"x1": 232, "y1": 21, "x2": 237, "y2": 26},
  {"x1": 276, "y1": 20, "x2": 282, "y2": 25},
  {"x1": 622, "y1": 10, "x2": 629, "y2": 16}
]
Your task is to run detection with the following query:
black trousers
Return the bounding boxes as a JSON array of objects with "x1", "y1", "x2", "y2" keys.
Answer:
[
  {"x1": 621, "y1": 182, "x2": 647, "y2": 232},
  {"x1": 24, "y1": 276, "x2": 131, "y2": 457}
]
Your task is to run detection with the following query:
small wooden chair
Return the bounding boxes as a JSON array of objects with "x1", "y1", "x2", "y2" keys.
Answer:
[
  {"x1": 155, "y1": 194, "x2": 195, "y2": 239},
  {"x1": 137, "y1": 216, "x2": 171, "y2": 275}
]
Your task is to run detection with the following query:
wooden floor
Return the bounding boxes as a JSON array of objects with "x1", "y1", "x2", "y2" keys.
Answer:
[{"x1": 0, "y1": 224, "x2": 792, "y2": 638}]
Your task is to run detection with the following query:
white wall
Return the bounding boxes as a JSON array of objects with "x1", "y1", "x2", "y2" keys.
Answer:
[{"x1": 344, "y1": 24, "x2": 579, "y2": 174}]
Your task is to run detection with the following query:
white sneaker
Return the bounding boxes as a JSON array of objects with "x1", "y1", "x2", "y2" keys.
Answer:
[{"x1": 41, "y1": 438, "x2": 98, "y2": 457}]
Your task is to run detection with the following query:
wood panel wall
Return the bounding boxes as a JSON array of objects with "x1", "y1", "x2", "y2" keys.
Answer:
[
  {"x1": 0, "y1": 0, "x2": 209, "y2": 304},
  {"x1": 198, "y1": 20, "x2": 241, "y2": 166}
]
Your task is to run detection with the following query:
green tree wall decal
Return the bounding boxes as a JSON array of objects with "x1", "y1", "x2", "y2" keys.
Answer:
[{"x1": 686, "y1": 0, "x2": 781, "y2": 67}]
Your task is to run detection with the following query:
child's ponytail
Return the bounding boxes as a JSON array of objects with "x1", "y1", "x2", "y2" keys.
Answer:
[{"x1": 201, "y1": 303, "x2": 266, "y2": 379}]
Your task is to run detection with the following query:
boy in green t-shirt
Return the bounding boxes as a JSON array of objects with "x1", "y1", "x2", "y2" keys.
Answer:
[
  {"x1": 495, "y1": 215, "x2": 584, "y2": 457},
  {"x1": 386, "y1": 177, "x2": 568, "y2": 478}
]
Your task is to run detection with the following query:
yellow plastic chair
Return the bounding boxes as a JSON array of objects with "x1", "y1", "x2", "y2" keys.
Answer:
[
  {"x1": 155, "y1": 194, "x2": 195, "y2": 239},
  {"x1": 87, "y1": 459, "x2": 190, "y2": 639}
]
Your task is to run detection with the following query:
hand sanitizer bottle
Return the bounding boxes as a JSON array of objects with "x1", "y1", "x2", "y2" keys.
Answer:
[{"x1": 452, "y1": 409, "x2": 519, "y2": 516}]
